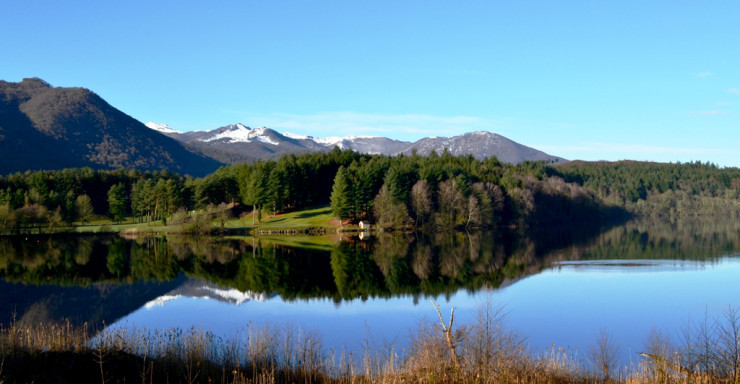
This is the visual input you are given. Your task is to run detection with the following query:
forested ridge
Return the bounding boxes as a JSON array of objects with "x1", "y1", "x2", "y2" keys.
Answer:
[
  {"x1": 1, "y1": 150, "x2": 739, "y2": 234},
  {"x1": 551, "y1": 160, "x2": 740, "y2": 217}
]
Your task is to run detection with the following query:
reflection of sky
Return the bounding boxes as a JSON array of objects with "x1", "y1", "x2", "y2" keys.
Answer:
[{"x1": 110, "y1": 255, "x2": 740, "y2": 367}]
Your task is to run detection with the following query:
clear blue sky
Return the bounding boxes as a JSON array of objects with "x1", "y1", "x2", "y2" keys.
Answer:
[{"x1": 2, "y1": 1, "x2": 739, "y2": 166}]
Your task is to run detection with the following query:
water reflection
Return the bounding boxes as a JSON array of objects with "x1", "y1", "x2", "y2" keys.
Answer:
[
  {"x1": 1, "y1": 217, "x2": 739, "y2": 349},
  {"x1": 555, "y1": 259, "x2": 711, "y2": 273}
]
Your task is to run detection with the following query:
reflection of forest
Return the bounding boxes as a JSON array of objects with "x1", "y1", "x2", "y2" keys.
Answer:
[
  {"x1": 556, "y1": 217, "x2": 740, "y2": 262},
  {"x1": 1, "y1": 217, "x2": 739, "y2": 324}
]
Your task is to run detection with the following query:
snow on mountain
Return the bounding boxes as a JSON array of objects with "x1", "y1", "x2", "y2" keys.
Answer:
[
  {"x1": 283, "y1": 132, "x2": 312, "y2": 140},
  {"x1": 199, "y1": 124, "x2": 280, "y2": 145},
  {"x1": 201, "y1": 286, "x2": 269, "y2": 305},
  {"x1": 314, "y1": 136, "x2": 346, "y2": 147},
  {"x1": 145, "y1": 121, "x2": 181, "y2": 134},
  {"x1": 144, "y1": 294, "x2": 180, "y2": 309},
  {"x1": 144, "y1": 120, "x2": 564, "y2": 164},
  {"x1": 144, "y1": 281, "x2": 271, "y2": 309}
]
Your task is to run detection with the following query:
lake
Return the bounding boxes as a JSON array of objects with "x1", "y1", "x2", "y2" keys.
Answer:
[{"x1": 2, "y1": 218, "x2": 739, "y2": 368}]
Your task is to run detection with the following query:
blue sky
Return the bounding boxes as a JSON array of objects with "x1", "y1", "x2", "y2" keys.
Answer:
[{"x1": 2, "y1": 1, "x2": 739, "y2": 166}]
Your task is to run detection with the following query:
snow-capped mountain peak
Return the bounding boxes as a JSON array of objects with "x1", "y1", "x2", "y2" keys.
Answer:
[
  {"x1": 145, "y1": 121, "x2": 181, "y2": 134},
  {"x1": 200, "y1": 124, "x2": 279, "y2": 145},
  {"x1": 314, "y1": 136, "x2": 346, "y2": 147},
  {"x1": 155, "y1": 121, "x2": 564, "y2": 164}
]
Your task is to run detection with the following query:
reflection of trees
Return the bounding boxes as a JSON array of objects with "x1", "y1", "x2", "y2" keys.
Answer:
[
  {"x1": 106, "y1": 238, "x2": 128, "y2": 279},
  {"x1": 0, "y1": 236, "x2": 182, "y2": 285},
  {"x1": 3, "y1": 217, "x2": 739, "y2": 301},
  {"x1": 0, "y1": 236, "x2": 113, "y2": 285},
  {"x1": 373, "y1": 234, "x2": 418, "y2": 292},
  {"x1": 330, "y1": 242, "x2": 385, "y2": 300},
  {"x1": 411, "y1": 242, "x2": 432, "y2": 280},
  {"x1": 130, "y1": 237, "x2": 179, "y2": 281},
  {"x1": 555, "y1": 217, "x2": 740, "y2": 262}
]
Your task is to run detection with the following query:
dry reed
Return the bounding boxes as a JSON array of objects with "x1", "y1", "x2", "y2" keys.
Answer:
[{"x1": 3, "y1": 302, "x2": 740, "y2": 383}]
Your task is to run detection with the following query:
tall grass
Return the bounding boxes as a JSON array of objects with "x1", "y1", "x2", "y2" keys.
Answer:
[{"x1": 3, "y1": 303, "x2": 740, "y2": 383}]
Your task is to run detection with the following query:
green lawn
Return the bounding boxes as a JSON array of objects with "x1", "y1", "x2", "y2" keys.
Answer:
[
  {"x1": 58, "y1": 205, "x2": 342, "y2": 236},
  {"x1": 254, "y1": 206, "x2": 337, "y2": 229}
]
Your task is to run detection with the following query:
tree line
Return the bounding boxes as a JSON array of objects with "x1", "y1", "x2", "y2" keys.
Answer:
[
  {"x1": 329, "y1": 150, "x2": 623, "y2": 230},
  {"x1": 2, "y1": 150, "x2": 739, "y2": 234},
  {"x1": 0, "y1": 148, "x2": 367, "y2": 233},
  {"x1": 551, "y1": 160, "x2": 740, "y2": 218}
]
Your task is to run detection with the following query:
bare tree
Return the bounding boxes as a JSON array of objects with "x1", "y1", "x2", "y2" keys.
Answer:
[
  {"x1": 716, "y1": 306, "x2": 740, "y2": 382},
  {"x1": 641, "y1": 328, "x2": 676, "y2": 382},
  {"x1": 466, "y1": 194, "x2": 481, "y2": 228},
  {"x1": 588, "y1": 327, "x2": 620, "y2": 381},
  {"x1": 436, "y1": 179, "x2": 466, "y2": 228},
  {"x1": 410, "y1": 179, "x2": 432, "y2": 226},
  {"x1": 431, "y1": 299, "x2": 460, "y2": 368}
]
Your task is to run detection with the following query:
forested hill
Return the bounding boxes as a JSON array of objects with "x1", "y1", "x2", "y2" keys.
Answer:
[
  {"x1": 2, "y1": 151, "x2": 739, "y2": 235},
  {"x1": 0, "y1": 150, "x2": 627, "y2": 234},
  {"x1": 550, "y1": 160, "x2": 740, "y2": 217},
  {"x1": 0, "y1": 78, "x2": 223, "y2": 176}
]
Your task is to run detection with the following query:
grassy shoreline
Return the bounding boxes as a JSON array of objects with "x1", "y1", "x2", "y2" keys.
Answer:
[
  {"x1": 0, "y1": 205, "x2": 357, "y2": 237},
  {"x1": 3, "y1": 302, "x2": 738, "y2": 383}
]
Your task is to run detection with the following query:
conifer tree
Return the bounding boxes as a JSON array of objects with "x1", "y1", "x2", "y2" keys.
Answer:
[
  {"x1": 107, "y1": 183, "x2": 127, "y2": 223},
  {"x1": 331, "y1": 166, "x2": 353, "y2": 221}
]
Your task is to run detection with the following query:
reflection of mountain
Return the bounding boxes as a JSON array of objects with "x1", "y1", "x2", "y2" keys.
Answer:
[
  {"x1": 0, "y1": 275, "x2": 187, "y2": 327},
  {"x1": 0, "y1": 275, "x2": 274, "y2": 329},
  {"x1": 144, "y1": 279, "x2": 276, "y2": 308}
]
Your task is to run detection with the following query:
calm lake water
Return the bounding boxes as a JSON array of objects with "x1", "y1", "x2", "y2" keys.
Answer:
[{"x1": 2, "y1": 218, "x2": 740, "y2": 366}]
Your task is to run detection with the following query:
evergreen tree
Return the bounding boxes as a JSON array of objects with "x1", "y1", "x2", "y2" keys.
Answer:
[
  {"x1": 384, "y1": 162, "x2": 418, "y2": 205},
  {"x1": 331, "y1": 166, "x2": 353, "y2": 221},
  {"x1": 107, "y1": 183, "x2": 127, "y2": 223},
  {"x1": 131, "y1": 179, "x2": 153, "y2": 222}
]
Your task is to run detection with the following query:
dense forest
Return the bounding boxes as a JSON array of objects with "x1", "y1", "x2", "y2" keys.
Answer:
[
  {"x1": 1, "y1": 149, "x2": 739, "y2": 235},
  {"x1": 551, "y1": 160, "x2": 740, "y2": 217}
]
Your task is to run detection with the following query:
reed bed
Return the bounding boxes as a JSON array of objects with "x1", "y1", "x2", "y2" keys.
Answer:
[{"x1": 2, "y1": 303, "x2": 740, "y2": 383}]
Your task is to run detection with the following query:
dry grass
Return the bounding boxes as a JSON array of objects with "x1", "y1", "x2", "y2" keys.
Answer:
[{"x1": 3, "y1": 304, "x2": 740, "y2": 383}]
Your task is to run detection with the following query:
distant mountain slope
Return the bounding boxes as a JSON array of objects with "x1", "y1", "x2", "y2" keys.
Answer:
[
  {"x1": 154, "y1": 121, "x2": 565, "y2": 164},
  {"x1": 400, "y1": 131, "x2": 563, "y2": 164},
  {"x1": 0, "y1": 78, "x2": 223, "y2": 176}
]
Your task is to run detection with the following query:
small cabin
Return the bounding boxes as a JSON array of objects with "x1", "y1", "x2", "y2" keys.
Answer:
[{"x1": 359, "y1": 221, "x2": 371, "y2": 230}]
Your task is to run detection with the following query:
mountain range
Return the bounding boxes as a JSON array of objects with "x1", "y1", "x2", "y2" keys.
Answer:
[
  {"x1": 148, "y1": 121, "x2": 565, "y2": 165},
  {"x1": 0, "y1": 78, "x2": 564, "y2": 176}
]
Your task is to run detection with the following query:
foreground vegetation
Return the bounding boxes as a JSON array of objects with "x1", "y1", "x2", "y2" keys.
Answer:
[{"x1": 3, "y1": 301, "x2": 740, "y2": 383}]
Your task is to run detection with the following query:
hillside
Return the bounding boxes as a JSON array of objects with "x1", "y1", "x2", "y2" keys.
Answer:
[{"x1": 0, "y1": 78, "x2": 223, "y2": 176}]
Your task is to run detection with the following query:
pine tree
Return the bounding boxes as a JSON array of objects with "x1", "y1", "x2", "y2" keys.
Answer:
[
  {"x1": 331, "y1": 166, "x2": 353, "y2": 221},
  {"x1": 107, "y1": 183, "x2": 127, "y2": 223}
]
